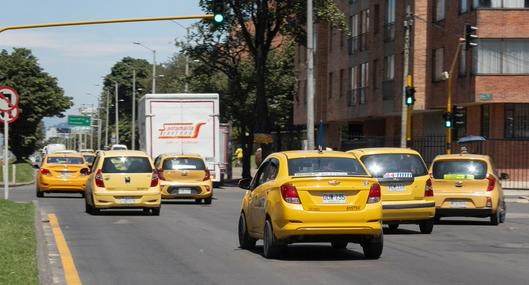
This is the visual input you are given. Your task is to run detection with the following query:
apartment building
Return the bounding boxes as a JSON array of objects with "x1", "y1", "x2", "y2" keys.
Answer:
[{"x1": 294, "y1": 0, "x2": 529, "y2": 150}]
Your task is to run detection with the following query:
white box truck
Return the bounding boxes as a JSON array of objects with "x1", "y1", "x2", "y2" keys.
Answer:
[{"x1": 138, "y1": 94, "x2": 221, "y2": 182}]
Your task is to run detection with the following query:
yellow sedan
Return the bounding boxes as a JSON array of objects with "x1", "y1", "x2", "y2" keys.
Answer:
[
  {"x1": 238, "y1": 151, "x2": 383, "y2": 259},
  {"x1": 84, "y1": 150, "x2": 161, "y2": 215},
  {"x1": 348, "y1": 148, "x2": 436, "y2": 234},
  {"x1": 430, "y1": 154, "x2": 507, "y2": 225},
  {"x1": 154, "y1": 154, "x2": 213, "y2": 204},
  {"x1": 36, "y1": 153, "x2": 91, "y2": 198}
]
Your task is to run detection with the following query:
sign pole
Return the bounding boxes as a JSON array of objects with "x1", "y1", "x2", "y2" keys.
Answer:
[{"x1": 4, "y1": 112, "x2": 9, "y2": 200}]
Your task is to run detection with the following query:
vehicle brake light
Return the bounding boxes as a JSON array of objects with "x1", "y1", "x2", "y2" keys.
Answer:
[
  {"x1": 281, "y1": 184, "x2": 301, "y2": 204},
  {"x1": 95, "y1": 170, "x2": 105, "y2": 187},
  {"x1": 203, "y1": 169, "x2": 211, "y2": 181},
  {"x1": 40, "y1": 168, "x2": 51, "y2": 176},
  {"x1": 487, "y1": 175, "x2": 495, "y2": 192},
  {"x1": 151, "y1": 170, "x2": 160, "y2": 187},
  {"x1": 425, "y1": 178, "x2": 434, "y2": 197},
  {"x1": 367, "y1": 183, "x2": 381, "y2": 204},
  {"x1": 80, "y1": 168, "x2": 91, "y2": 176},
  {"x1": 158, "y1": 169, "x2": 166, "y2": 180}
]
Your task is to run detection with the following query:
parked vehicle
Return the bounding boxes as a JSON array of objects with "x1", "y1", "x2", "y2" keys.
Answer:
[
  {"x1": 138, "y1": 93, "x2": 221, "y2": 183},
  {"x1": 429, "y1": 153, "x2": 507, "y2": 225},
  {"x1": 348, "y1": 148, "x2": 436, "y2": 234},
  {"x1": 238, "y1": 150, "x2": 383, "y2": 259}
]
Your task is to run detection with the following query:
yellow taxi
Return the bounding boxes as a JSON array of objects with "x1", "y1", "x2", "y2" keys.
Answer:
[
  {"x1": 154, "y1": 154, "x2": 213, "y2": 204},
  {"x1": 36, "y1": 153, "x2": 91, "y2": 198},
  {"x1": 429, "y1": 153, "x2": 507, "y2": 225},
  {"x1": 348, "y1": 148, "x2": 436, "y2": 234},
  {"x1": 84, "y1": 150, "x2": 161, "y2": 215},
  {"x1": 81, "y1": 152, "x2": 96, "y2": 168},
  {"x1": 238, "y1": 151, "x2": 383, "y2": 259}
]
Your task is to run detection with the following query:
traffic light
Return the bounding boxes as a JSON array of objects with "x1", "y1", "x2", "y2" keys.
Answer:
[
  {"x1": 453, "y1": 105, "x2": 466, "y2": 128},
  {"x1": 405, "y1": 86, "x2": 416, "y2": 106},
  {"x1": 465, "y1": 24, "x2": 478, "y2": 49},
  {"x1": 212, "y1": 0, "x2": 225, "y2": 24},
  {"x1": 443, "y1": 112, "x2": 453, "y2": 129}
]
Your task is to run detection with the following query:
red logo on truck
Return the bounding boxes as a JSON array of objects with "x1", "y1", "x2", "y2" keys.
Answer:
[{"x1": 158, "y1": 122, "x2": 206, "y2": 139}]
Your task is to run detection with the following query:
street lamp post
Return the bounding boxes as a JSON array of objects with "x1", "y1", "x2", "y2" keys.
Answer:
[
  {"x1": 173, "y1": 21, "x2": 191, "y2": 92},
  {"x1": 109, "y1": 80, "x2": 119, "y2": 144},
  {"x1": 133, "y1": 42, "x2": 157, "y2": 94},
  {"x1": 121, "y1": 62, "x2": 137, "y2": 150}
]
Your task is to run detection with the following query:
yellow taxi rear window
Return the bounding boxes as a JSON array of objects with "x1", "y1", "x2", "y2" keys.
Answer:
[
  {"x1": 432, "y1": 160, "x2": 487, "y2": 180},
  {"x1": 47, "y1": 157, "x2": 84, "y2": 164}
]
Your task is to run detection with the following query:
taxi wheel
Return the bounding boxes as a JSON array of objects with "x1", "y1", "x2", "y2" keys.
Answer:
[
  {"x1": 36, "y1": 189, "x2": 44, "y2": 198},
  {"x1": 152, "y1": 207, "x2": 161, "y2": 216},
  {"x1": 331, "y1": 241, "x2": 348, "y2": 249},
  {"x1": 388, "y1": 224, "x2": 399, "y2": 231},
  {"x1": 263, "y1": 219, "x2": 280, "y2": 259},
  {"x1": 419, "y1": 219, "x2": 434, "y2": 234},
  {"x1": 362, "y1": 234, "x2": 383, "y2": 260},
  {"x1": 490, "y1": 209, "x2": 500, "y2": 226},
  {"x1": 499, "y1": 200, "x2": 507, "y2": 224},
  {"x1": 204, "y1": 197, "x2": 212, "y2": 205},
  {"x1": 238, "y1": 212, "x2": 256, "y2": 250},
  {"x1": 84, "y1": 199, "x2": 91, "y2": 213},
  {"x1": 195, "y1": 199, "x2": 203, "y2": 204}
]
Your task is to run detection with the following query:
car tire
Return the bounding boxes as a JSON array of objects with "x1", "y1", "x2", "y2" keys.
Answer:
[
  {"x1": 195, "y1": 199, "x2": 203, "y2": 204},
  {"x1": 331, "y1": 241, "x2": 348, "y2": 249},
  {"x1": 362, "y1": 234, "x2": 383, "y2": 260},
  {"x1": 419, "y1": 219, "x2": 434, "y2": 234},
  {"x1": 84, "y1": 199, "x2": 91, "y2": 214},
  {"x1": 388, "y1": 224, "x2": 399, "y2": 231},
  {"x1": 36, "y1": 189, "x2": 44, "y2": 198},
  {"x1": 238, "y1": 212, "x2": 256, "y2": 250},
  {"x1": 204, "y1": 197, "x2": 212, "y2": 205},
  {"x1": 499, "y1": 200, "x2": 507, "y2": 224},
  {"x1": 152, "y1": 207, "x2": 161, "y2": 216},
  {"x1": 263, "y1": 219, "x2": 280, "y2": 259},
  {"x1": 490, "y1": 208, "x2": 500, "y2": 226},
  {"x1": 90, "y1": 203, "x2": 100, "y2": 215}
]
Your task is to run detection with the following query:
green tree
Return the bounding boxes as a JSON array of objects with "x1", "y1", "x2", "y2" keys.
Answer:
[{"x1": 0, "y1": 48, "x2": 72, "y2": 159}]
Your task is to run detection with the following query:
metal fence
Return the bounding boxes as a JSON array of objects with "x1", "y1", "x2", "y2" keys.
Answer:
[{"x1": 340, "y1": 136, "x2": 529, "y2": 189}]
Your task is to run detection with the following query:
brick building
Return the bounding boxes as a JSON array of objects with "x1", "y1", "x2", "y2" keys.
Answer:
[{"x1": 294, "y1": 0, "x2": 529, "y2": 151}]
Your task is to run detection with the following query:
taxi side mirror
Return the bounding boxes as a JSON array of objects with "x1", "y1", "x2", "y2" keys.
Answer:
[
  {"x1": 238, "y1": 178, "x2": 252, "y2": 190},
  {"x1": 500, "y1": 173, "x2": 509, "y2": 180}
]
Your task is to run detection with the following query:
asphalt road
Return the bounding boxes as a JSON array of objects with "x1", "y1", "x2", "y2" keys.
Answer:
[{"x1": 4, "y1": 185, "x2": 529, "y2": 285}]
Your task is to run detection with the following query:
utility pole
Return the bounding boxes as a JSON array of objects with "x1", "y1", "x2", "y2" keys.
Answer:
[
  {"x1": 132, "y1": 68, "x2": 136, "y2": 150},
  {"x1": 114, "y1": 81, "x2": 119, "y2": 144},
  {"x1": 306, "y1": 0, "x2": 315, "y2": 150},
  {"x1": 185, "y1": 26, "x2": 190, "y2": 93},
  {"x1": 105, "y1": 88, "x2": 109, "y2": 147},
  {"x1": 401, "y1": 4, "x2": 412, "y2": 148}
]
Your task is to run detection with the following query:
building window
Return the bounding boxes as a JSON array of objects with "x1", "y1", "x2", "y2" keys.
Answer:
[
  {"x1": 476, "y1": 39, "x2": 529, "y2": 74},
  {"x1": 373, "y1": 59, "x2": 379, "y2": 90},
  {"x1": 459, "y1": 49, "x2": 467, "y2": 76},
  {"x1": 460, "y1": 0, "x2": 469, "y2": 13},
  {"x1": 505, "y1": 104, "x2": 529, "y2": 139},
  {"x1": 349, "y1": 63, "x2": 369, "y2": 106},
  {"x1": 328, "y1": 72, "x2": 334, "y2": 98},
  {"x1": 350, "y1": 10, "x2": 369, "y2": 54},
  {"x1": 474, "y1": 0, "x2": 529, "y2": 8},
  {"x1": 481, "y1": 104, "x2": 490, "y2": 138},
  {"x1": 384, "y1": 0, "x2": 396, "y2": 41},
  {"x1": 384, "y1": 55, "x2": 395, "y2": 80},
  {"x1": 340, "y1": 69, "x2": 345, "y2": 97},
  {"x1": 360, "y1": 63, "x2": 369, "y2": 104},
  {"x1": 433, "y1": 48, "x2": 445, "y2": 81},
  {"x1": 435, "y1": 0, "x2": 446, "y2": 22},
  {"x1": 350, "y1": 14, "x2": 359, "y2": 54},
  {"x1": 349, "y1": 66, "x2": 358, "y2": 106}
]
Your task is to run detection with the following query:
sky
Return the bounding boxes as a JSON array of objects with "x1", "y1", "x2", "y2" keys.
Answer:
[{"x1": 0, "y1": 0, "x2": 203, "y2": 127}]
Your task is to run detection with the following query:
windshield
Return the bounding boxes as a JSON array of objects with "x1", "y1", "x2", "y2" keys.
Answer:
[
  {"x1": 47, "y1": 157, "x2": 84, "y2": 165},
  {"x1": 288, "y1": 157, "x2": 367, "y2": 177},
  {"x1": 432, "y1": 160, "x2": 487, "y2": 180},
  {"x1": 102, "y1": 157, "x2": 152, "y2": 173},
  {"x1": 83, "y1": 155, "x2": 95, "y2": 164},
  {"x1": 162, "y1": 158, "x2": 206, "y2": 170},
  {"x1": 361, "y1": 154, "x2": 428, "y2": 178}
]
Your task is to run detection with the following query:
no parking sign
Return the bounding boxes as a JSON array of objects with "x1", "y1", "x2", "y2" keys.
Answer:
[{"x1": 0, "y1": 86, "x2": 19, "y2": 200}]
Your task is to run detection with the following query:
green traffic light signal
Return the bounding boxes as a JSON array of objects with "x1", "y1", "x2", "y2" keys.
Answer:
[
  {"x1": 212, "y1": 0, "x2": 225, "y2": 24},
  {"x1": 214, "y1": 13, "x2": 224, "y2": 23},
  {"x1": 405, "y1": 86, "x2": 415, "y2": 106},
  {"x1": 443, "y1": 112, "x2": 453, "y2": 128}
]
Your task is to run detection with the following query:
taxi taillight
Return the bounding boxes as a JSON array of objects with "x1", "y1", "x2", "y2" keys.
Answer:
[
  {"x1": 281, "y1": 184, "x2": 301, "y2": 204},
  {"x1": 80, "y1": 168, "x2": 91, "y2": 176},
  {"x1": 95, "y1": 170, "x2": 105, "y2": 187},
  {"x1": 487, "y1": 175, "x2": 496, "y2": 192},
  {"x1": 40, "y1": 168, "x2": 51, "y2": 176},
  {"x1": 367, "y1": 183, "x2": 381, "y2": 204},
  {"x1": 203, "y1": 170, "x2": 211, "y2": 181},
  {"x1": 425, "y1": 178, "x2": 434, "y2": 197},
  {"x1": 151, "y1": 170, "x2": 160, "y2": 187}
]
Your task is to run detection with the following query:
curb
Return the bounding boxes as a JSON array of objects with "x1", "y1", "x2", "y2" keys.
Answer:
[
  {"x1": 33, "y1": 200, "x2": 53, "y2": 285},
  {"x1": 0, "y1": 180, "x2": 35, "y2": 187}
]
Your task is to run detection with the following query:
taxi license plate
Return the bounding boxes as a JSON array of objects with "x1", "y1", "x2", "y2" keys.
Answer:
[
  {"x1": 388, "y1": 184, "x2": 406, "y2": 192},
  {"x1": 451, "y1": 201, "x2": 467, "y2": 208},
  {"x1": 119, "y1": 199, "x2": 136, "y2": 205},
  {"x1": 60, "y1": 172, "x2": 71, "y2": 178},
  {"x1": 179, "y1": 188, "x2": 192, "y2": 194},
  {"x1": 323, "y1": 193, "x2": 346, "y2": 204}
]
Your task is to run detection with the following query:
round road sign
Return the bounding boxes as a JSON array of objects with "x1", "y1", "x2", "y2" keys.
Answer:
[
  {"x1": 0, "y1": 86, "x2": 19, "y2": 112},
  {"x1": 0, "y1": 107, "x2": 19, "y2": 125}
]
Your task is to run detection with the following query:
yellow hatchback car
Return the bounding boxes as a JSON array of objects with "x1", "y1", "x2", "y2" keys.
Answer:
[
  {"x1": 154, "y1": 154, "x2": 213, "y2": 204},
  {"x1": 238, "y1": 151, "x2": 383, "y2": 259},
  {"x1": 36, "y1": 153, "x2": 90, "y2": 198},
  {"x1": 84, "y1": 150, "x2": 161, "y2": 215},
  {"x1": 348, "y1": 148, "x2": 436, "y2": 234},
  {"x1": 430, "y1": 154, "x2": 507, "y2": 225}
]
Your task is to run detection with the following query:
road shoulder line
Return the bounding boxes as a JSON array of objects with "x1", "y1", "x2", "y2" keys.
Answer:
[{"x1": 48, "y1": 213, "x2": 83, "y2": 285}]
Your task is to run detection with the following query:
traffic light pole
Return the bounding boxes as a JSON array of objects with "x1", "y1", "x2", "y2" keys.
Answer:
[
  {"x1": 446, "y1": 40, "x2": 464, "y2": 154},
  {"x1": 401, "y1": 5, "x2": 412, "y2": 148}
]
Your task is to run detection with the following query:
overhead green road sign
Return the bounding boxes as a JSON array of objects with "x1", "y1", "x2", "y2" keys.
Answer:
[{"x1": 68, "y1": 115, "x2": 91, "y2": 127}]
